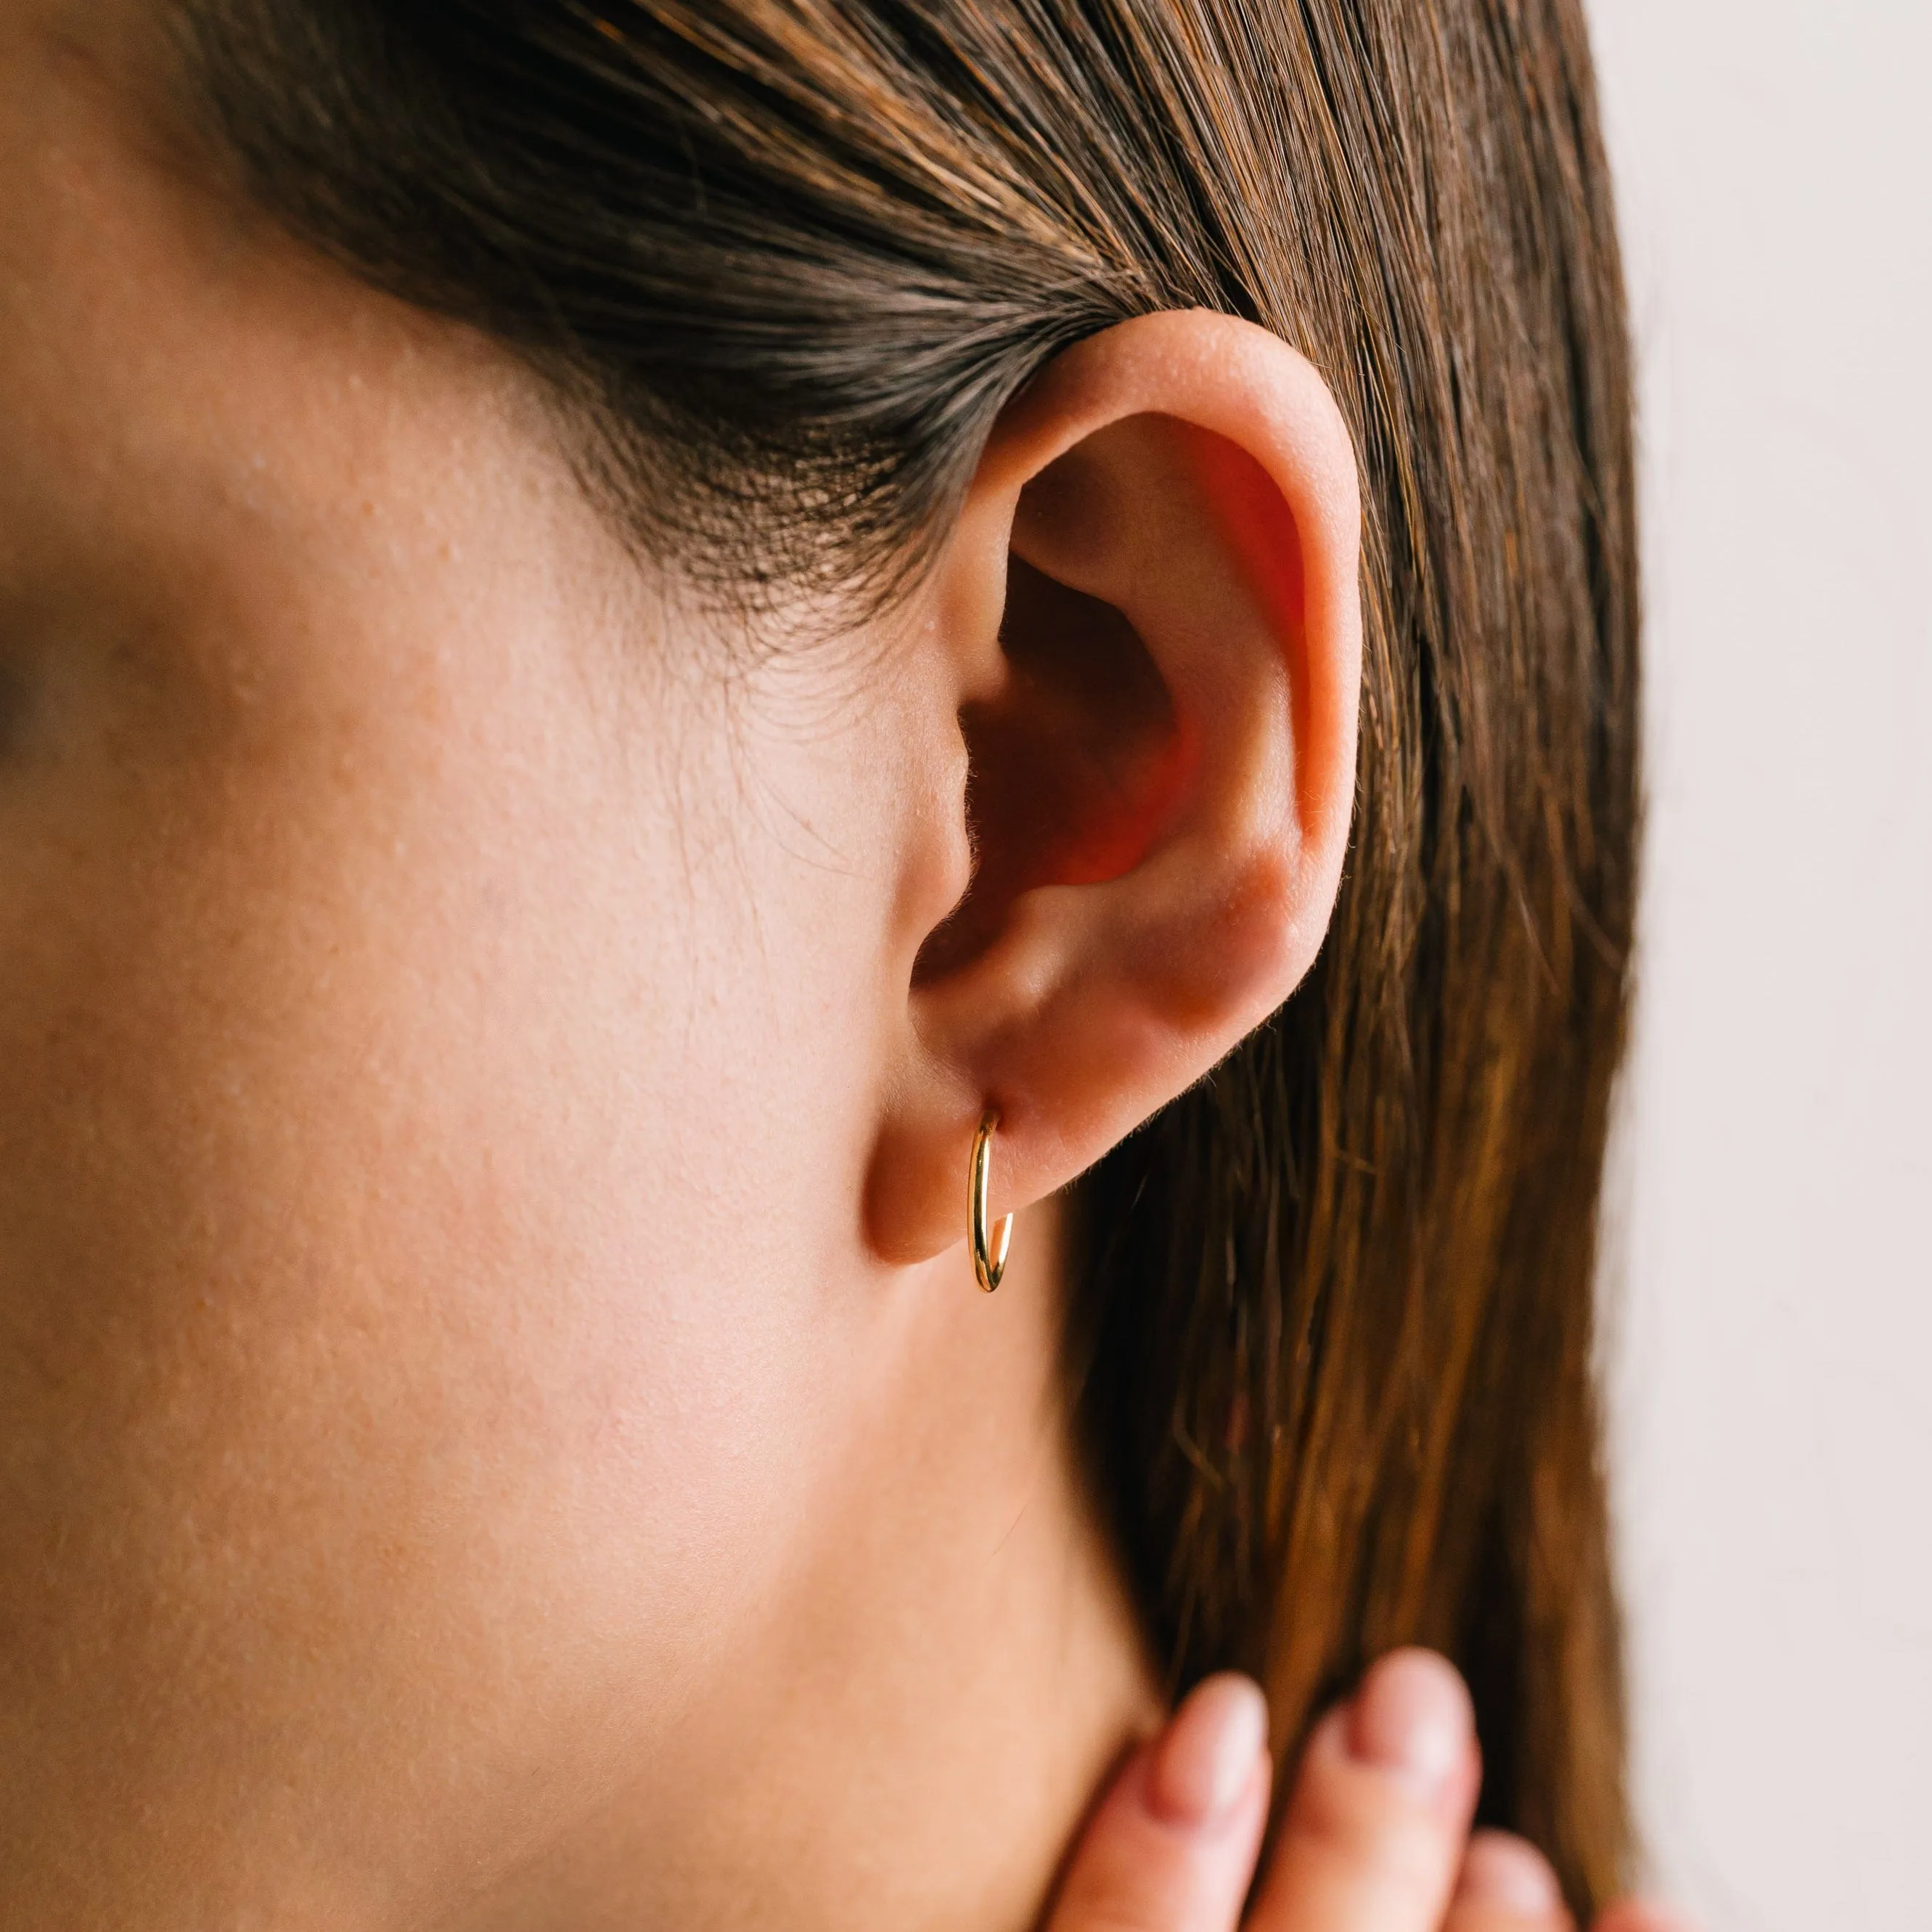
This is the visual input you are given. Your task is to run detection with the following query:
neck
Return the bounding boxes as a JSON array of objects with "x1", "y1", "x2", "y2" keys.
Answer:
[{"x1": 509, "y1": 1198, "x2": 1161, "y2": 1931}]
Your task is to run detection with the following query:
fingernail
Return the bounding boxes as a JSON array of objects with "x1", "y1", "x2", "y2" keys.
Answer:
[
  {"x1": 1615, "y1": 1904, "x2": 1702, "y2": 1932},
  {"x1": 1346, "y1": 1649, "x2": 1471, "y2": 1798},
  {"x1": 1149, "y1": 1674, "x2": 1269, "y2": 1826},
  {"x1": 1457, "y1": 1832, "x2": 1563, "y2": 1915}
]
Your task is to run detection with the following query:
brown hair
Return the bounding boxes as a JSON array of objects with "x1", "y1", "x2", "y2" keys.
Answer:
[{"x1": 177, "y1": 0, "x2": 1640, "y2": 1910}]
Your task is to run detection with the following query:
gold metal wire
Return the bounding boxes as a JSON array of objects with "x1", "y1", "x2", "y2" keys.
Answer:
[{"x1": 970, "y1": 1108, "x2": 1012, "y2": 1293}]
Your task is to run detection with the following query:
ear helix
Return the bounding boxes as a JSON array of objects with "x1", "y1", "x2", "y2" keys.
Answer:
[{"x1": 969, "y1": 1109, "x2": 1013, "y2": 1293}]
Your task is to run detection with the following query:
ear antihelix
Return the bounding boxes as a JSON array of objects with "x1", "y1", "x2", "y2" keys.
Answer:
[{"x1": 969, "y1": 1108, "x2": 1012, "y2": 1293}]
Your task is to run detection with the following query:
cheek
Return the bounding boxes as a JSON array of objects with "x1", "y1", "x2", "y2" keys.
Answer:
[
  {"x1": 0, "y1": 54, "x2": 909, "y2": 1879},
  {"x1": 0, "y1": 581, "x2": 861, "y2": 1844}
]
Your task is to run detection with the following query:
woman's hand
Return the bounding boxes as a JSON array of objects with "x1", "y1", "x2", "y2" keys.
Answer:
[{"x1": 1047, "y1": 1650, "x2": 1689, "y2": 1932}]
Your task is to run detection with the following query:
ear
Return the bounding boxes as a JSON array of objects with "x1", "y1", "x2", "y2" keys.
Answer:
[{"x1": 865, "y1": 310, "x2": 1361, "y2": 1269}]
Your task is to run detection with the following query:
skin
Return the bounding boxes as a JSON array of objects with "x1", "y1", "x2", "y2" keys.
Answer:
[
  {"x1": 1053, "y1": 1653, "x2": 1691, "y2": 1932},
  {"x1": 0, "y1": 7, "x2": 1687, "y2": 1931}
]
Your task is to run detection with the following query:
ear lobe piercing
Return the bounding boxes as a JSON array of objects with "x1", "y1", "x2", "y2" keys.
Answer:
[{"x1": 970, "y1": 1108, "x2": 1013, "y2": 1293}]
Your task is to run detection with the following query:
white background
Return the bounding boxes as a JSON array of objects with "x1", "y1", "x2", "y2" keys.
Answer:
[{"x1": 1586, "y1": 4, "x2": 1931, "y2": 1927}]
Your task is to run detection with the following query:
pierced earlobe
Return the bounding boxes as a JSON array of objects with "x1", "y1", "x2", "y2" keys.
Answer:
[{"x1": 969, "y1": 1110, "x2": 1012, "y2": 1293}]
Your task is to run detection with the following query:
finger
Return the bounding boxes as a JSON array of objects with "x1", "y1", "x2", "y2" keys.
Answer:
[
  {"x1": 1248, "y1": 1647, "x2": 1481, "y2": 1932},
  {"x1": 1444, "y1": 1830, "x2": 1574, "y2": 1930},
  {"x1": 1046, "y1": 1673, "x2": 1272, "y2": 1932},
  {"x1": 1592, "y1": 1904, "x2": 1700, "y2": 1932}
]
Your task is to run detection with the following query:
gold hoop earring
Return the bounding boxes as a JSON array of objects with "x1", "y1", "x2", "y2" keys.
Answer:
[{"x1": 970, "y1": 1108, "x2": 1013, "y2": 1294}]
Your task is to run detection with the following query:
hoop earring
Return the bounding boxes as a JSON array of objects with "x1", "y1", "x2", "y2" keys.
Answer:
[{"x1": 970, "y1": 1108, "x2": 1013, "y2": 1294}]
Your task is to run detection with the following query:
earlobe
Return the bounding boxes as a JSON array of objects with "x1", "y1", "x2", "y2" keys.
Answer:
[{"x1": 867, "y1": 311, "x2": 1361, "y2": 1273}]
